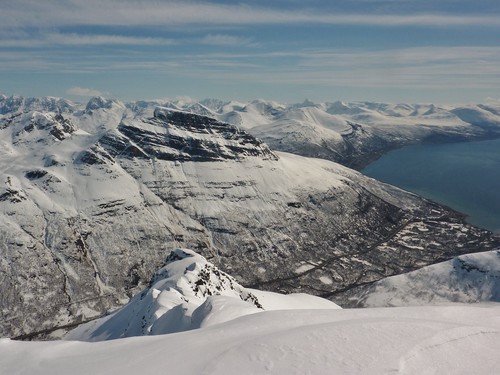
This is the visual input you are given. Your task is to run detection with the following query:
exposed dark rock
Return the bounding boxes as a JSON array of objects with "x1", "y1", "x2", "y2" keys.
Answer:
[
  {"x1": 25, "y1": 170, "x2": 48, "y2": 180},
  {"x1": 104, "y1": 108, "x2": 279, "y2": 163}
]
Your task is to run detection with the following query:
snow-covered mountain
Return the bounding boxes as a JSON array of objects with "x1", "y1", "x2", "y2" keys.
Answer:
[
  {"x1": 182, "y1": 98, "x2": 500, "y2": 169},
  {"x1": 343, "y1": 249, "x2": 500, "y2": 307},
  {"x1": 1, "y1": 94, "x2": 499, "y2": 338},
  {"x1": 66, "y1": 248, "x2": 339, "y2": 341}
]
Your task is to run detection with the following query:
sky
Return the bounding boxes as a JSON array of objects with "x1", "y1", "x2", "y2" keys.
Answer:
[{"x1": 1, "y1": 0, "x2": 500, "y2": 104}]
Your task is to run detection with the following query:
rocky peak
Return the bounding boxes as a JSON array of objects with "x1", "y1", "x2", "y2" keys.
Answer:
[
  {"x1": 25, "y1": 97, "x2": 75, "y2": 114},
  {"x1": 149, "y1": 249, "x2": 261, "y2": 306},
  {"x1": 12, "y1": 112, "x2": 77, "y2": 144},
  {"x1": 85, "y1": 96, "x2": 123, "y2": 112},
  {"x1": 65, "y1": 249, "x2": 262, "y2": 340},
  {"x1": 97, "y1": 107, "x2": 278, "y2": 163},
  {"x1": 0, "y1": 96, "x2": 75, "y2": 115},
  {"x1": 0, "y1": 95, "x2": 25, "y2": 114},
  {"x1": 184, "y1": 102, "x2": 216, "y2": 117}
]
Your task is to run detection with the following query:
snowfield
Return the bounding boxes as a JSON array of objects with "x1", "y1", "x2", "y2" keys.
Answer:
[{"x1": 2, "y1": 305, "x2": 500, "y2": 374}]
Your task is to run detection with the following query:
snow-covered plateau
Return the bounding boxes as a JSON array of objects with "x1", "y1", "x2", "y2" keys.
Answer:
[
  {"x1": 2, "y1": 248, "x2": 500, "y2": 374},
  {"x1": 0, "y1": 94, "x2": 499, "y2": 343}
]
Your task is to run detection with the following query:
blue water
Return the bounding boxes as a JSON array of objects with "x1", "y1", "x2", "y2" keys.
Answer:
[{"x1": 362, "y1": 138, "x2": 500, "y2": 233}]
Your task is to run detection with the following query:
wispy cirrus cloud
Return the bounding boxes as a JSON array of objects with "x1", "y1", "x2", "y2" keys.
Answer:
[
  {"x1": 292, "y1": 46, "x2": 500, "y2": 68},
  {"x1": 1, "y1": 0, "x2": 499, "y2": 29},
  {"x1": 0, "y1": 33, "x2": 175, "y2": 48},
  {"x1": 4, "y1": 45, "x2": 500, "y2": 88},
  {"x1": 1, "y1": 1, "x2": 499, "y2": 102},
  {"x1": 48, "y1": 33, "x2": 175, "y2": 46},
  {"x1": 164, "y1": 46, "x2": 500, "y2": 90}
]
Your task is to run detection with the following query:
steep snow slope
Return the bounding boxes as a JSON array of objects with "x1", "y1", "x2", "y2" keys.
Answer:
[
  {"x1": 1, "y1": 95, "x2": 498, "y2": 338},
  {"x1": 344, "y1": 249, "x2": 500, "y2": 307},
  {"x1": 66, "y1": 248, "x2": 339, "y2": 341},
  {"x1": 2, "y1": 305, "x2": 500, "y2": 374}
]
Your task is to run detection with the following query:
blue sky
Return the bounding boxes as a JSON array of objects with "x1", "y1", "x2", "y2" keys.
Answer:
[{"x1": 1, "y1": 0, "x2": 499, "y2": 104}]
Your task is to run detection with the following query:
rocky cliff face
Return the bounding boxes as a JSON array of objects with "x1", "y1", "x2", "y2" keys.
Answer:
[
  {"x1": 105, "y1": 108, "x2": 278, "y2": 163},
  {"x1": 1, "y1": 95, "x2": 499, "y2": 338}
]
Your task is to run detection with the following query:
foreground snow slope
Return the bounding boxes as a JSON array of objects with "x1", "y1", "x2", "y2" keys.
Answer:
[
  {"x1": 2, "y1": 305, "x2": 500, "y2": 374},
  {"x1": 345, "y1": 249, "x2": 500, "y2": 307}
]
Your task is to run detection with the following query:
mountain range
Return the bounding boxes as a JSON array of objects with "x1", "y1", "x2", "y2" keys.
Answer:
[
  {"x1": 170, "y1": 97, "x2": 500, "y2": 169},
  {"x1": 1, "y1": 94, "x2": 499, "y2": 338}
]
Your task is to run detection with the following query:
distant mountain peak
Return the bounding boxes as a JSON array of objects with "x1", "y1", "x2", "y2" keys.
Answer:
[
  {"x1": 0, "y1": 95, "x2": 75, "y2": 115},
  {"x1": 85, "y1": 96, "x2": 124, "y2": 112}
]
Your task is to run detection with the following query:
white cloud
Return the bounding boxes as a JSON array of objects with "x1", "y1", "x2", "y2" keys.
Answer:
[
  {"x1": 66, "y1": 86, "x2": 108, "y2": 97},
  {"x1": 484, "y1": 97, "x2": 500, "y2": 103},
  {"x1": 48, "y1": 33, "x2": 175, "y2": 46},
  {"x1": 199, "y1": 34, "x2": 255, "y2": 47}
]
